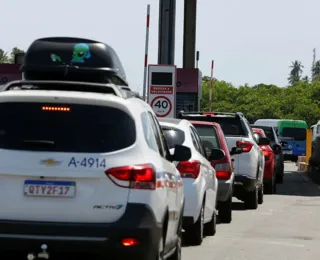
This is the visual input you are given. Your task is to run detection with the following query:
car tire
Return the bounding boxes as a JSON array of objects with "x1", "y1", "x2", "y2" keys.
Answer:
[
  {"x1": 204, "y1": 207, "x2": 216, "y2": 236},
  {"x1": 258, "y1": 185, "x2": 264, "y2": 204},
  {"x1": 185, "y1": 204, "x2": 204, "y2": 246},
  {"x1": 219, "y1": 196, "x2": 232, "y2": 223},
  {"x1": 264, "y1": 178, "x2": 275, "y2": 194},
  {"x1": 276, "y1": 172, "x2": 284, "y2": 184},
  {"x1": 244, "y1": 187, "x2": 258, "y2": 210}
]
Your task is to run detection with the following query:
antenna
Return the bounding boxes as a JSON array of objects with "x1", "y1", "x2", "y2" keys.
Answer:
[{"x1": 313, "y1": 48, "x2": 316, "y2": 66}]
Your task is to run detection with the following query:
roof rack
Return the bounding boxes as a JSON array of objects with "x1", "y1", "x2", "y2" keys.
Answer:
[
  {"x1": 178, "y1": 111, "x2": 244, "y2": 118},
  {"x1": 1, "y1": 80, "x2": 129, "y2": 98}
]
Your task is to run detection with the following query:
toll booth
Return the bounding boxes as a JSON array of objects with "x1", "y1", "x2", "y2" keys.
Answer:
[
  {"x1": 0, "y1": 64, "x2": 22, "y2": 87},
  {"x1": 176, "y1": 68, "x2": 202, "y2": 114}
]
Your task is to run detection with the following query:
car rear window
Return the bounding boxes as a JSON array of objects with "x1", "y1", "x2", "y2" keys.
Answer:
[
  {"x1": 182, "y1": 116, "x2": 246, "y2": 136},
  {"x1": 253, "y1": 126, "x2": 275, "y2": 142},
  {"x1": 193, "y1": 125, "x2": 221, "y2": 150},
  {"x1": 282, "y1": 127, "x2": 306, "y2": 141},
  {"x1": 0, "y1": 102, "x2": 136, "y2": 153},
  {"x1": 162, "y1": 127, "x2": 185, "y2": 149}
]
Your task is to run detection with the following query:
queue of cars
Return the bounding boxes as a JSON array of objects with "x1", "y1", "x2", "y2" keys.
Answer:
[{"x1": 0, "y1": 36, "x2": 286, "y2": 260}]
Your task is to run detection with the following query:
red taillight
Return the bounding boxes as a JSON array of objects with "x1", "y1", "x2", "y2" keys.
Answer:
[
  {"x1": 105, "y1": 164, "x2": 156, "y2": 190},
  {"x1": 121, "y1": 238, "x2": 140, "y2": 247},
  {"x1": 236, "y1": 141, "x2": 253, "y2": 152},
  {"x1": 214, "y1": 162, "x2": 232, "y2": 180},
  {"x1": 263, "y1": 150, "x2": 273, "y2": 161},
  {"x1": 177, "y1": 160, "x2": 201, "y2": 178}
]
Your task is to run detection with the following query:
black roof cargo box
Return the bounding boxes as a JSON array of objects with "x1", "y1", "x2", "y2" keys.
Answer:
[{"x1": 21, "y1": 37, "x2": 128, "y2": 86}]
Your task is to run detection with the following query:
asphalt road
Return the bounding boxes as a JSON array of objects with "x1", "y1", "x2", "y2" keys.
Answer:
[{"x1": 182, "y1": 162, "x2": 320, "y2": 260}]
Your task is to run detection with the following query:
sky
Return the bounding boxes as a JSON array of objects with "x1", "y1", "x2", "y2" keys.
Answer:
[{"x1": 1, "y1": 0, "x2": 319, "y2": 93}]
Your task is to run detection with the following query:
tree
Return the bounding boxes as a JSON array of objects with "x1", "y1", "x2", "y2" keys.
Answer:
[
  {"x1": 9, "y1": 47, "x2": 24, "y2": 63},
  {"x1": 312, "y1": 60, "x2": 320, "y2": 82},
  {"x1": 0, "y1": 49, "x2": 9, "y2": 64},
  {"x1": 288, "y1": 60, "x2": 304, "y2": 85}
]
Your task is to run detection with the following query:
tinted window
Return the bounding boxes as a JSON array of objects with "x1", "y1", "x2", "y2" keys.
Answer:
[
  {"x1": 253, "y1": 126, "x2": 275, "y2": 142},
  {"x1": 193, "y1": 125, "x2": 220, "y2": 151},
  {"x1": 0, "y1": 102, "x2": 136, "y2": 153},
  {"x1": 162, "y1": 127, "x2": 185, "y2": 149},
  {"x1": 282, "y1": 127, "x2": 306, "y2": 141},
  {"x1": 141, "y1": 112, "x2": 160, "y2": 153},
  {"x1": 189, "y1": 117, "x2": 246, "y2": 136}
]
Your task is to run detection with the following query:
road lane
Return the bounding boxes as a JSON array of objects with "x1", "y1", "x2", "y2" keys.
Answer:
[{"x1": 182, "y1": 162, "x2": 320, "y2": 260}]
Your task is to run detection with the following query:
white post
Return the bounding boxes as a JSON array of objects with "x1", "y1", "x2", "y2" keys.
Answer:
[{"x1": 142, "y1": 4, "x2": 151, "y2": 101}]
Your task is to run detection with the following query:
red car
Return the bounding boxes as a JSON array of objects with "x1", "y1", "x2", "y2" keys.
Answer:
[
  {"x1": 191, "y1": 121, "x2": 241, "y2": 223},
  {"x1": 252, "y1": 128, "x2": 276, "y2": 194}
]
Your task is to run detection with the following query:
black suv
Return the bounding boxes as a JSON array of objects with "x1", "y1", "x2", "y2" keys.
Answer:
[{"x1": 251, "y1": 125, "x2": 284, "y2": 183}]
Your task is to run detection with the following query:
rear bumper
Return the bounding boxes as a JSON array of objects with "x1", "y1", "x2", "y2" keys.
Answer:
[
  {"x1": 233, "y1": 175, "x2": 256, "y2": 200},
  {"x1": 0, "y1": 203, "x2": 161, "y2": 259},
  {"x1": 217, "y1": 175, "x2": 234, "y2": 202}
]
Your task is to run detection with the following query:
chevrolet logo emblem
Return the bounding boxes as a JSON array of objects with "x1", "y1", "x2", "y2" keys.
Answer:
[{"x1": 40, "y1": 159, "x2": 61, "y2": 166}]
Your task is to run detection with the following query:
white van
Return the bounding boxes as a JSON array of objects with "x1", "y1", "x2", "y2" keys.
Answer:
[{"x1": 253, "y1": 119, "x2": 280, "y2": 134}]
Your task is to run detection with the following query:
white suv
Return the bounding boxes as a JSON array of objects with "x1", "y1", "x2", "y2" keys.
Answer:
[
  {"x1": 159, "y1": 118, "x2": 224, "y2": 246},
  {"x1": 178, "y1": 112, "x2": 268, "y2": 210},
  {"x1": 0, "y1": 80, "x2": 191, "y2": 260}
]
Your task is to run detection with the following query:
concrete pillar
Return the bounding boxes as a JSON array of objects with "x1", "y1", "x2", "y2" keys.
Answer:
[
  {"x1": 182, "y1": 0, "x2": 197, "y2": 68},
  {"x1": 158, "y1": 0, "x2": 176, "y2": 65}
]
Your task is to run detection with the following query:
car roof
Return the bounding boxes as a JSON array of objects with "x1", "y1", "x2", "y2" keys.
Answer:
[
  {"x1": 252, "y1": 127, "x2": 266, "y2": 135},
  {"x1": 158, "y1": 118, "x2": 191, "y2": 129},
  {"x1": 190, "y1": 120, "x2": 219, "y2": 127}
]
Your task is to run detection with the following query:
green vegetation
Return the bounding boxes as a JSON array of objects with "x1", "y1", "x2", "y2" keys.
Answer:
[
  {"x1": 201, "y1": 59, "x2": 320, "y2": 127},
  {"x1": 0, "y1": 47, "x2": 24, "y2": 64}
]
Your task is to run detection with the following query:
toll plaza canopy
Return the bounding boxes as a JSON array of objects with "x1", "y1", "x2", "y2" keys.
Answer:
[{"x1": 22, "y1": 37, "x2": 128, "y2": 86}]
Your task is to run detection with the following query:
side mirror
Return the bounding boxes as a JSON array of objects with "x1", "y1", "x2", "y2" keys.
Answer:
[
  {"x1": 208, "y1": 148, "x2": 225, "y2": 161},
  {"x1": 230, "y1": 147, "x2": 243, "y2": 155},
  {"x1": 258, "y1": 137, "x2": 270, "y2": 146},
  {"x1": 171, "y1": 145, "x2": 192, "y2": 161}
]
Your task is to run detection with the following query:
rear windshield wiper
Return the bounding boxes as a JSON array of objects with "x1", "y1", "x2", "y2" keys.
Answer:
[{"x1": 21, "y1": 140, "x2": 55, "y2": 149}]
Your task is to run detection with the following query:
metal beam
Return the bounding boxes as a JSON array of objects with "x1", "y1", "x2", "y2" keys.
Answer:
[{"x1": 182, "y1": 0, "x2": 197, "y2": 68}]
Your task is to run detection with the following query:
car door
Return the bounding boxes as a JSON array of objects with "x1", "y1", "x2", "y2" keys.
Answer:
[
  {"x1": 190, "y1": 126, "x2": 215, "y2": 221},
  {"x1": 148, "y1": 112, "x2": 181, "y2": 246}
]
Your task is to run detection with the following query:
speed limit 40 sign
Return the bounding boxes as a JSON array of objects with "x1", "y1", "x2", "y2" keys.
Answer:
[
  {"x1": 151, "y1": 96, "x2": 172, "y2": 117},
  {"x1": 147, "y1": 65, "x2": 176, "y2": 118}
]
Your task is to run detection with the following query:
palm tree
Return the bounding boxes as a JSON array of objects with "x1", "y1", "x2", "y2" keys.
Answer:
[
  {"x1": 312, "y1": 60, "x2": 320, "y2": 81},
  {"x1": 0, "y1": 49, "x2": 9, "y2": 64},
  {"x1": 288, "y1": 60, "x2": 304, "y2": 85}
]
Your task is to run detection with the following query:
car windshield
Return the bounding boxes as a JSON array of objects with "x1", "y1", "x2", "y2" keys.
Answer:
[
  {"x1": 162, "y1": 127, "x2": 185, "y2": 149},
  {"x1": 193, "y1": 125, "x2": 220, "y2": 152},
  {"x1": 281, "y1": 127, "x2": 306, "y2": 141},
  {"x1": 0, "y1": 102, "x2": 136, "y2": 153}
]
